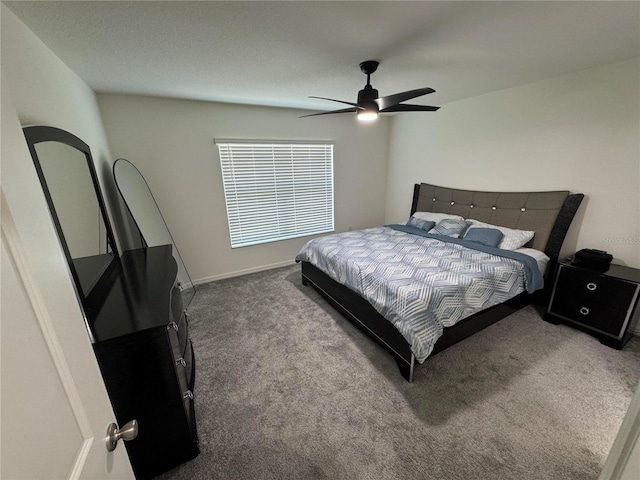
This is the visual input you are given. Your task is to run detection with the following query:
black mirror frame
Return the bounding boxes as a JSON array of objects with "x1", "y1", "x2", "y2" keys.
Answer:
[{"x1": 22, "y1": 125, "x2": 120, "y2": 306}]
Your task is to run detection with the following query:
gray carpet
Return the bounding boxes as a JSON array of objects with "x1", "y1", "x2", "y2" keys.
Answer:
[{"x1": 157, "y1": 265, "x2": 640, "y2": 480}]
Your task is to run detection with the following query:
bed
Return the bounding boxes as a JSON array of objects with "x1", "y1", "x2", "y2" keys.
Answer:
[{"x1": 296, "y1": 182, "x2": 584, "y2": 382}]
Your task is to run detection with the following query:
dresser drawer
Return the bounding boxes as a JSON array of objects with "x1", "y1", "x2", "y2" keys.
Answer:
[
  {"x1": 173, "y1": 348, "x2": 187, "y2": 387},
  {"x1": 179, "y1": 313, "x2": 189, "y2": 357},
  {"x1": 181, "y1": 343, "x2": 197, "y2": 439},
  {"x1": 168, "y1": 311, "x2": 189, "y2": 352},
  {"x1": 173, "y1": 340, "x2": 194, "y2": 391},
  {"x1": 554, "y1": 266, "x2": 638, "y2": 306},
  {"x1": 549, "y1": 295, "x2": 628, "y2": 336},
  {"x1": 183, "y1": 392, "x2": 197, "y2": 441},
  {"x1": 171, "y1": 284, "x2": 184, "y2": 322},
  {"x1": 168, "y1": 315, "x2": 189, "y2": 378},
  {"x1": 184, "y1": 339, "x2": 194, "y2": 387}
]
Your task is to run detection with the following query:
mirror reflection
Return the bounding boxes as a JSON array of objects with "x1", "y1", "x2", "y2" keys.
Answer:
[
  {"x1": 35, "y1": 141, "x2": 109, "y2": 259},
  {"x1": 114, "y1": 158, "x2": 195, "y2": 307}
]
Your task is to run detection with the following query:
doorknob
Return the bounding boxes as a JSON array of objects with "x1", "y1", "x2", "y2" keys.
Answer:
[{"x1": 106, "y1": 419, "x2": 138, "y2": 452}]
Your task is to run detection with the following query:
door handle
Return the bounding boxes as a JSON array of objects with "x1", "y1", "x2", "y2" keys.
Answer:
[{"x1": 106, "y1": 419, "x2": 138, "y2": 452}]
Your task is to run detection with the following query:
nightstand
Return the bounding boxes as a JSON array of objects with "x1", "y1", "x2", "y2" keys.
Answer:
[{"x1": 545, "y1": 260, "x2": 640, "y2": 349}]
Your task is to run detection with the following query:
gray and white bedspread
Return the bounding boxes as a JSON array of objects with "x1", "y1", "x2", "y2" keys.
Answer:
[{"x1": 295, "y1": 225, "x2": 543, "y2": 363}]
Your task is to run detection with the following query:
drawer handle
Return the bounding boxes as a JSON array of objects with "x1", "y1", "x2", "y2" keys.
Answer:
[
  {"x1": 579, "y1": 307, "x2": 590, "y2": 316},
  {"x1": 176, "y1": 358, "x2": 186, "y2": 367},
  {"x1": 168, "y1": 321, "x2": 179, "y2": 331},
  {"x1": 183, "y1": 390, "x2": 194, "y2": 400},
  {"x1": 586, "y1": 283, "x2": 597, "y2": 291}
]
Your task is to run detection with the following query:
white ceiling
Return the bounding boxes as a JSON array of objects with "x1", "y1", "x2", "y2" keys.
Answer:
[{"x1": 5, "y1": 1, "x2": 640, "y2": 113}]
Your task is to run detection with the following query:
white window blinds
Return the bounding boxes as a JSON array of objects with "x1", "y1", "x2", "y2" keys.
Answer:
[{"x1": 216, "y1": 141, "x2": 334, "y2": 248}]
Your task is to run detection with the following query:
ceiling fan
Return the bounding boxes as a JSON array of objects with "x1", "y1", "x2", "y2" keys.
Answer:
[{"x1": 302, "y1": 60, "x2": 439, "y2": 121}]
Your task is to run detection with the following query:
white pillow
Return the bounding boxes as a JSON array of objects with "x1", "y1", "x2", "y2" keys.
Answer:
[
  {"x1": 514, "y1": 248, "x2": 550, "y2": 275},
  {"x1": 412, "y1": 211, "x2": 464, "y2": 223},
  {"x1": 467, "y1": 219, "x2": 535, "y2": 251}
]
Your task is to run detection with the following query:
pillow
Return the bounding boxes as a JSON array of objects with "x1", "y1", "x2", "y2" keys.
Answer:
[
  {"x1": 467, "y1": 220, "x2": 535, "y2": 250},
  {"x1": 412, "y1": 211, "x2": 465, "y2": 223},
  {"x1": 429, "y1": 219, "x2": 470, "y2": 238},
  {"x1": 463, "y1": 227, "x2": 503, "y2": 247},
  {"x1": 406, "y1": 216, "x2": 436, "y2": 231}
]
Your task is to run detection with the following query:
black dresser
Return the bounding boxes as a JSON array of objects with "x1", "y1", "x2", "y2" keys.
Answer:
[
  {"x1": 21, "y1": 127, "x2": 199, "y2": 479},
  {"x1": 546, "y1": 260, "x2": 640, "y2": 349},
  {"x1": 86, "y1": 245, "x2": 198, "y2": 479}
]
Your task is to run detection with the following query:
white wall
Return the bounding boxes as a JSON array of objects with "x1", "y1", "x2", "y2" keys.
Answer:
[
  {"x1": 97, "y1": 93, "x2": 389, "y2": 283},
  {"x1": 386, "y1": 57, "x2": 640, "y2": 269},
  {"x1": 1, "y1": 7, "x2": 107, "y2": 136},
  {"x1": 0, "y1": 4, "x2": 133, "y2": 252}
]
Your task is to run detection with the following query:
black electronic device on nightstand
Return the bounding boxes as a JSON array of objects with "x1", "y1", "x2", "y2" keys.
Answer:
[
  {"x1": 574, "y1": 248, "x2": 613, "y2": 270},
  {"x1": 545, "y1": 259, "x2": 640, "y2": 349}
]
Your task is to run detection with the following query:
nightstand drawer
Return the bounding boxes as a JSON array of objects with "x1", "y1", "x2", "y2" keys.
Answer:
[
  {"x1": 554, "y1": 266, "x2": 637, "y2": 305},
  {"x1": 549, "y1": 296, "x2": 628, "y2": 336}
]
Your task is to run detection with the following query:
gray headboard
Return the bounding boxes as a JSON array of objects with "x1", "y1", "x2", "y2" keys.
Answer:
[{"x1": 411, "y1": 183, "x2": 583, "y2": 262}]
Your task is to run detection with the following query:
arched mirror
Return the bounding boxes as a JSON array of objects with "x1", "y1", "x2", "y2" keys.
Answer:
[
  {"x1": 113, "y1": 158, "x2": 195, "y2": 307},
  {"x1": 23, "y1": 126, "x2": 119, "y2": 303}
]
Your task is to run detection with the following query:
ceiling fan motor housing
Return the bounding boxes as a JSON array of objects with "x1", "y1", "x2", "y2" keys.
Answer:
[{"x1": 358, "y1": 85, "x2": 379, "y2": 112}]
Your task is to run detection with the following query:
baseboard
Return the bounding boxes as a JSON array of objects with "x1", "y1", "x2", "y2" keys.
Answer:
[{"x1": 193, "y1": 259, "x2": 297, "y2": 285}]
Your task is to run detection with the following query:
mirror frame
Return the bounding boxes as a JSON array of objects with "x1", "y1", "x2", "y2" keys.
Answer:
[{"x1": 23, "y1": 125, "x2": 120, "y2": 304}]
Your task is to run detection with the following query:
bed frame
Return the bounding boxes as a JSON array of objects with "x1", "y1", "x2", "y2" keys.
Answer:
[{"x1": 301, "y1": 182, "x2": 584, "y2": 382}]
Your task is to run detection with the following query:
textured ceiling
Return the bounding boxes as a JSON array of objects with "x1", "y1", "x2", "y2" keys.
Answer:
[{"x1": 4, "y1": 1, "x2": 640, "y2": 113}]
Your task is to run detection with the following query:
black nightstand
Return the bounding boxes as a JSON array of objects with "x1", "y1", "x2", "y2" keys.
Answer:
[{"x1": 545, "y1": 260, "x2": 640, "y2": 349}]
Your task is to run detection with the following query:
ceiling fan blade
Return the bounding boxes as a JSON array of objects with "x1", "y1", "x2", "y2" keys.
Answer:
[
  {"x1": 380, "y1": 104, "x2": 440, "y2": 112},
  {"x1": 300, "y1": 107, "x2": 359, "y2": 118},
  {"x1": 309, "y1": 96, "x2": 363, "y2": 109},
  {"x1": 376, "y1": 88, "x2": 435, "y2": 111}
]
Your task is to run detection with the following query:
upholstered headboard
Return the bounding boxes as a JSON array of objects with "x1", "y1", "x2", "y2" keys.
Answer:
[{"x1": 411, "y1": 183, "x2": 583, "y2": 262}]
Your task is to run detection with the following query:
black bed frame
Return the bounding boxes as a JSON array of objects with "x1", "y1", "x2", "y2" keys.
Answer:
[{"x1": 301, "y1": 183, "x2": 584, "y2": 382}]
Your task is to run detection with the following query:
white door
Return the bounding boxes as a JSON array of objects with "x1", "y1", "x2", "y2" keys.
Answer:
[{"x1": 0, "y1": 84, "x2": 135, "y2": 479}]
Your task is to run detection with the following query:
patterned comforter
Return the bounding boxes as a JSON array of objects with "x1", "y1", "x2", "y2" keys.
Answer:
[{"x1": 295, "y1": 225, "x2": 543, "y2": 363}]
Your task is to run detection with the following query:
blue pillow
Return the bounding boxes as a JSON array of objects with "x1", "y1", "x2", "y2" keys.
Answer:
[
  {"x1": 463, "y1": 227, "x2": 504, "y2": 247},
  {"x1": 406, "y1": 217, "x2": 436, "y2": 232},
  {"x1": 430, "y1": 219, "x2": 469, "y2": 238}
]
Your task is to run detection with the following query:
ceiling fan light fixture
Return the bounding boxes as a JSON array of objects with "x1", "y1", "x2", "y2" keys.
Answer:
[
  {"x1": 357, "y1": 97, "x2": 379, "y2": 122},
  {"x1": 357, "y1": 110, "x2": 378, "y2": 122}
]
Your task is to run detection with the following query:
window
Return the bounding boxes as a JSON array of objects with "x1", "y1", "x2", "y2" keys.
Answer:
[{"x1": 216, "y1": 140, "x2": 334, "y2": 248}]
